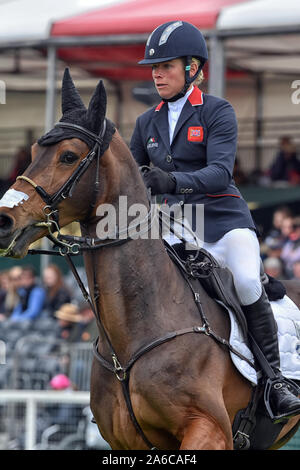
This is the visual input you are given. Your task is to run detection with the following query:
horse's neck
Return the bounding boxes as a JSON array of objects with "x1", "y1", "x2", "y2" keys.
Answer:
[{"x1": 80, "y1": 137, "x2": 175, "y2": 360}]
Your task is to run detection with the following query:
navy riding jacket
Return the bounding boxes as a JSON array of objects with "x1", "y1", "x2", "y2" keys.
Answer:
[{"x1": 130, "y1": 86, "x2": 256, "y2": 242}]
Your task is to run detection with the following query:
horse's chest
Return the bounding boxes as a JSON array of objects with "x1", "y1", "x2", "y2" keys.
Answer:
[
  {"x1": 90, "y1": 365, "x2": 141, "y2": 448},
  {"x1": 100, "y1": 388, "x2": 144, "y2": 448}
]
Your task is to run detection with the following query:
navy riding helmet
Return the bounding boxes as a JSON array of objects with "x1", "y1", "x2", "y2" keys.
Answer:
[{"x1": 139, "y1": 21, "x2": 208, "y2": 101}]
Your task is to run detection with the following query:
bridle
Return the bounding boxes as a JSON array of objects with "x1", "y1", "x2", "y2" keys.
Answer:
[
  {"x1": 19, "y1": 121, "x2": 106, "y2": 210},
  {"x1": 17, "y1": 120, "x2": 107, "y2": 254}
]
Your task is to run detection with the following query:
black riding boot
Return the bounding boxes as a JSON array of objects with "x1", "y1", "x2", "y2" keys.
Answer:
[{"x1": 242, "y1": 288, "x2": 300, "y2": 422}]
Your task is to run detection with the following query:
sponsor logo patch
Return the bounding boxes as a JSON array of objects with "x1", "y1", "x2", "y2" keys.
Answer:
[
  {"x1": 147, "y1": 137, "x2": 158, "y2": 149},
  {"x1": 187, "y1": 126, "x2": 203, "y2": 142}
]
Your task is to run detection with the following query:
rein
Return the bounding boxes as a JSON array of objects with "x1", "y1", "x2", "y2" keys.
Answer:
[{"x1": 20, "y1": 120, "x2": 256, "y2": 451}]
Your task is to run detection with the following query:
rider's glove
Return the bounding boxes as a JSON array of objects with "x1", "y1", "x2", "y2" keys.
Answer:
[{"x1": 143, "y1": 167, "x2": 176, "y2": 195}]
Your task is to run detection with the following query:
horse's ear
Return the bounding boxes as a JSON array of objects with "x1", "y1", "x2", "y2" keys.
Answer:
[
  {"x1": 61, "y1": 68, "x2": 86, "y2": 114},
  {"x1": 86, "y1": 80, "x2": 107, "y2": 134}
]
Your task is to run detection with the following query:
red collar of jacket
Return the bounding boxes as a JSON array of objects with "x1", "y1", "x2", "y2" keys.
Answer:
[{"x1": 155, "y1": 86, "x2": 204, "y2": 112}]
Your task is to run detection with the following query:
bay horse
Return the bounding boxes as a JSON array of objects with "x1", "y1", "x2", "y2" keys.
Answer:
[{"x1": 0, "y1": 69, "x2": 299, "y2": 450}]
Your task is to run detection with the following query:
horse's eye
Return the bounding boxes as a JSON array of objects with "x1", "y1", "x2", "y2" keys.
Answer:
[{"x1": 59, "y1": 152, "x2": 79, "y2": 165}]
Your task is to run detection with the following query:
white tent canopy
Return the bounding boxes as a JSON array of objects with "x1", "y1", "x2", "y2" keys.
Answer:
[
  {"x1": 0, "y1": 0, "x2": 127, "y2": 44},
  {"x1": 217, "y1": 0, "x2": 300, "y2": 30},
  {"x1": 0, "y1": 0, "x2": 128, "y2": 93},
  {"x1": 216, "y1": 0, "x2": 300, "y2": 74}
]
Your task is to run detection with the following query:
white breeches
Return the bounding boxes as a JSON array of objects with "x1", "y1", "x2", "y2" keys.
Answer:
[
  {"x1": 163, "y1": 221, "x2": 262, "y2": 306},
  {"x1": 202, "y1": 228, "x2": 262, "y2": 306}
]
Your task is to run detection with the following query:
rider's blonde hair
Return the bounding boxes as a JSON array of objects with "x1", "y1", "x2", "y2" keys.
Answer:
[{"x1": 191, "y1": 57, "x2": 204, "y2": 86}]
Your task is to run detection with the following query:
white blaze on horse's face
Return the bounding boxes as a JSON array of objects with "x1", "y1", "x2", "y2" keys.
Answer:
[{"x1": 0, "y1": 189, "x2": 29, "y2": 208}]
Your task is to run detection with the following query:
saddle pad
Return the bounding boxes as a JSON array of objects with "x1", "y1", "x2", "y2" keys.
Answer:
[{"x1": 220, "y1": 295, "x2": 300, "y2": 385}]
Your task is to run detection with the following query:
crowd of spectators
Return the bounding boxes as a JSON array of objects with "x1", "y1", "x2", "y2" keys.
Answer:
[
  {"x1": 0, "y1": 263, "x2": 98, "y2": 392},
  {"x1": 0, "y1": 263, "x2": 96, "y2": 340},
  {"x1": 233, "y1": 135, "x2": 300, "y2": 187},
  {"x1": 261, "y1": 206, "x2": 300, "y2": 280},
  {"x1": 0, "y1": 262, "x2": 105, "y2": 449}
]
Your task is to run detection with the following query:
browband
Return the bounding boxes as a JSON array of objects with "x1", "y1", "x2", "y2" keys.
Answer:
[{"x1": 55, "y1": 120, "x2": 107, "y2": 146}]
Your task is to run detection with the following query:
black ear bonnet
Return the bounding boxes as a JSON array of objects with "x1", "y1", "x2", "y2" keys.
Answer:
[{"x1": 38, "y1": 68, "x2": 115, "y2": 150}]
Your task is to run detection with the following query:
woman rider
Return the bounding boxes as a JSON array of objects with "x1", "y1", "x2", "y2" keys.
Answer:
[{"x1": 130, "y1": 20, "x2": 300, "y2": 422}]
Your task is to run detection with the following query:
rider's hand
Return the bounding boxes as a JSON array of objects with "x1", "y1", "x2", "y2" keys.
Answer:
[{"x1": 143, "y1": 167, "x2": 176, "y2": 195}]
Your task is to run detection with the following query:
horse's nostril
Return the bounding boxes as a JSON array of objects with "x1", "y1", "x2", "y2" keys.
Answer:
[{"x1": 0, "y1": 213, "x2": 14, "y2": 232}]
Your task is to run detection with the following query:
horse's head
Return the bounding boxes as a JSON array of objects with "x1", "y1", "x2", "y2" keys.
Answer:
[{"x1": 0, "y1": 69, "x2": 116, "y2": 258}]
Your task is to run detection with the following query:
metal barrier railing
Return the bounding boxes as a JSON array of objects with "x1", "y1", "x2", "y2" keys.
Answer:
[{"x1": 0, "y1": 389, "x2": 91, "y2": 449}]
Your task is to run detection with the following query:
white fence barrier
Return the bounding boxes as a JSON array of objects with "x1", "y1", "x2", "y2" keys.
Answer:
[{"x1": 0, "y1": 390, "x2": 110, "y2": 450}]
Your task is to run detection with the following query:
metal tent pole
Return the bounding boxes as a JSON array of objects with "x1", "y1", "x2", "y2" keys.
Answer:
[
  {"x1": 40, "y1": 45, "x2": 57, "y2": 274},
  {"x1": 208, "y1": 33, "x2": 225, "y2": 98},
  {"x1": 255, "y1": 73, "x2": 264, "y2": 174},
  {"x1": 45, "y1": 45, "x2": 57, "y2": 131}
]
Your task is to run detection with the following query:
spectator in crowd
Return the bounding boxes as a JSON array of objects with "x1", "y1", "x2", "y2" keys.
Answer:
[
  {"x1": 261, "y1": 207, "x2": 294, "y2": 260},
  {"x1": 0, "y1": 266, "x2": 23, "y2": 321},
  {"x1": 280, "y1": 216, "x2": 300, "y2": 278},
  {"x1": 42, "y1": 264, "x2": 71, "y2": 317},
  {"x1": 292, "y1": 260, "x2": 300, "y2": 280},
  {"x1": 54, "y1": 302, "x2": 97, "y2": 343},
  {"x1": 54, "y1": 303, "x2": 83, "y2": 342},
  {"x1": 263, "y1": 257, "x2": 284, "y2": 280},
  {"x1": 75, "y1": 302, "x2": 97, "y2": 343},
  {"x1": 10, "y1": 265, "x2": 46, "y2": 322},
  {"x1": 269, "y1": 136, "x2": 300, "y2": 184},
  {"x1": 281, "y1": 215, "x2": 294, "y2": 241},
  {"x1": 264, "y1": 206, "x2": 292, "y2": 247},
  {"x1": 47, "y1": 374, "x2": 82, "y2": 431},
  {"x1": 261, "y1": 238, "x2": 283, "y2": 261},
  {"x1": 274, "y1": 216, "x2": 294, "y2": 249},
  {"x1": 50, "y1": 374, "x2": 75, "y2": 391},
  {"x1": 0, "y1": 146, "x2": 32, "y2": 196}
]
